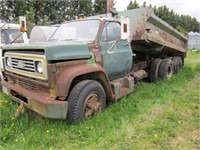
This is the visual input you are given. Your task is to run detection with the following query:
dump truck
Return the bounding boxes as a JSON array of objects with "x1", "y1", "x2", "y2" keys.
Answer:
[{"x1": 0, "y1": 7, "x2": 187, "y2": 123}]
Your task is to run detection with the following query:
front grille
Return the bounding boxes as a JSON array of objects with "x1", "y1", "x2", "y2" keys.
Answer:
[
  {"x1": 4, "y1": 52, "x2": 47, "y2": 80},
  {"x1": 10, "y1": 57, "x2": 35, "y2": 73}
]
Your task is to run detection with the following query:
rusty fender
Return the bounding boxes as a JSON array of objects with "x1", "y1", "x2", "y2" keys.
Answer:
[{"x1": 56, "y1": 64, "x2": 113, "y2": 100}]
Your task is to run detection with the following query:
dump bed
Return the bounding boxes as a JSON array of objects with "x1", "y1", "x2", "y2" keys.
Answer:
[{"x1": 117, "y1": 8, "x2": 187, "y2": 54}]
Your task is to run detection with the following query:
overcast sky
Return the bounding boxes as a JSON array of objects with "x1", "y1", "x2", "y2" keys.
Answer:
[{"x1": 115, "y1": 0, "x2": 200, "y2": 21}]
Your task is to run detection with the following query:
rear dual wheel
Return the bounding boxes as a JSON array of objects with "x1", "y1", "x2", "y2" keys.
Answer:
[
  {"x1": 67, "y1": 80, "x2": 106, "y2": 124},
  {"x1": 149, "y1": 58, "x2": 174, "y2": 82},
  {"x1": 149, "y1": 58, "x2": 162, "y2": 82},
  {"x1": 172, "y1": 57, "x2": 183, "y2": 74},
  {"x1": 158, "y1": 59, "x2": 173, "y2": 80}
]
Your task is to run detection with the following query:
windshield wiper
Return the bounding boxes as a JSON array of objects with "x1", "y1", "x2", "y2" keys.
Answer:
[
  {"x1": 62, "y1": 39, "x2": 75, "y2": 41},
  {"x1": 48, "y1": 38, "x2": 57, "y2": 41},
  {"x1": 9, "y1": 32, "x2": 23, "y2": 45},
  {"x1": 49, "y1": 39, "x2": 75, "y2": 42}
]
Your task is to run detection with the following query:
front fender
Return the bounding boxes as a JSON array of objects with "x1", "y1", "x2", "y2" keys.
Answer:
[{"x1": 56, "y1": 64, "x2": 113, "y2": 99}]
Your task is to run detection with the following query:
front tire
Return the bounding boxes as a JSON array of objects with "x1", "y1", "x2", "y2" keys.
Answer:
[{"x1": 67, "y1": 80, "x2": 106, "y2": 123}]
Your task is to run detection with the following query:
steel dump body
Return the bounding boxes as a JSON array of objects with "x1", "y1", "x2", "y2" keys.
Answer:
[{"x1": 117, "y1": 8, "x2": 187, "y2": 54}]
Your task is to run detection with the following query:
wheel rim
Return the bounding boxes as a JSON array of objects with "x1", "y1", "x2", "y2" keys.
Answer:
[
  {"x1": 84, "y1": 92, "x2": 101, "y2": 117},
  {"x1": 166, "y1": 65, "x2": 173, "y2": 79}
]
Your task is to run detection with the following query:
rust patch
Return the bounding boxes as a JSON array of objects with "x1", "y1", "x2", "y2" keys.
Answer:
[
  {"x1": 89, "y1": 42, "x2": 103, "y2": 66},
  {"x1": 5, "y1": 72, "x2": 49, "y2": 94},
  {"x1": 132, "y1": 61, "x2": 148, "y2": 72},
  {"x1": 55, "y1": 64, "x2": 113, "y2": 100},
  {"x1": 145, "y1": 23, "x2": 187, "y2": 54},
  {"x1": 133, "y1": 27, "x2": 146, "y2": 41},
  {"x1": 1, "y1": 80, "x2": 68, "y2": 119},
  {"x1": 84, "y1": 92, "x2": 101, "y2": 117}
]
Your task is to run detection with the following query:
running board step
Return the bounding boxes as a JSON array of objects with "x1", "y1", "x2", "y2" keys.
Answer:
[{"x1": 110, "y1": 76, "x2": 134, "y2": 100}]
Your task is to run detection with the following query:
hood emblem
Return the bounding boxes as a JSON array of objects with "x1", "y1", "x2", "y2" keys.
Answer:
[{"x1": 18, "y1": 61, "x2": 25, "y2": 68}]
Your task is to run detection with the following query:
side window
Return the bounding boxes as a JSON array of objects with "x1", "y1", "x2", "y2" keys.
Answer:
[
  {"x1": 101, "y1": 22, "x2": 121, "y2": 42},
  {"x1": 1, "y1": 29, "x2": 24, "y2": 44}
]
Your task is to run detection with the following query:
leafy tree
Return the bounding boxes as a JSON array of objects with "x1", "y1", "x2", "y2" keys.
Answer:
[
  {"x1": 1, "y1": 0, "x2": 199, "y2": 34},
  {"x1": 0, "y1": 0, "x2": 28, "y2": 22},
  {"x1": 68, "y1": 0, "x2": 93, "y2": 18},
  {"x1": 141, "y1": 1, "x2": 146, "y2": 8},
  {"x1": 127, "y1": 0, "x2": 139, "y2": 10},
  {"x1": 80, "y1": 0, "x2": 93, "y2": 16},
  {"x1": 46, "y1": 0, "x2": 70, "y2": 24},
  {"x1": 176, "y1": 25, "x2": 187, "y2": 35},
  {"x1": 93, "y1": 0, "x2": 107, "y2": 14},
  {"x1": 154, "y1": 5, "x2": 200, "y2": 33}
]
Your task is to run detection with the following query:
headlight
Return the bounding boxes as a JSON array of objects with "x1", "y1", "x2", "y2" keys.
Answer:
[
  {"x1": 6, "y1": 57, "x2": 12, "y2": 67},
  {"x1": 35, "y1": 61, "x2": 43, "y2": 74}
]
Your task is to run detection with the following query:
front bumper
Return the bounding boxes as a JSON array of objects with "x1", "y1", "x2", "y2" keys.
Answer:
[{"x1": 1, "y1": 80, "x2": 68, "y2": 119}]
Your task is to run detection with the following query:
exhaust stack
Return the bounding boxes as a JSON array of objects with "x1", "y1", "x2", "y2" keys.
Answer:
[{"x1": 106, "y1": 0, "x2": 113, "y2": 18}]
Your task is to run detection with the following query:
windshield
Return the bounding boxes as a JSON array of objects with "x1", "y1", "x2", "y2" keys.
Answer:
[
  {"x1": 49, "y1": 20, "x2": 100, "y2": 42},
  {"x1": 1, "y1": 29, "x2": 24, "y2": 44}
]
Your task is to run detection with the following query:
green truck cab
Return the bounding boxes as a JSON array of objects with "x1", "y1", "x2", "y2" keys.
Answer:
[
  {"x1": 1, "y1": 18, "x2": 133, "y2": 123},
  {"x1": 0, "y1": 8, "x2": 187, "y2": 123}
]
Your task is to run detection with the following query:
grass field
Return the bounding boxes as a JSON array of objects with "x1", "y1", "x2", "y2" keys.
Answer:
[{"x1": 0, "y1": 51, "x2": 200, "y2": 150}]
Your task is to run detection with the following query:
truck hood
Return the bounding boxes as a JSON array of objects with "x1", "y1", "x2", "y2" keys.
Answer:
[{"x1": 3, "y1": 41, "x2": 91, "y2": 61}]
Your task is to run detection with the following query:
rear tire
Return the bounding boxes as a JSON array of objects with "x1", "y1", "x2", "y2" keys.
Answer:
[
  {"x1": 158, "y1": 59, "x2": 173, "y2": 80},
  {"x1": 172, "y1": 57, "x2": 182, "y2": 74},
  {"x1": 67, "y1": 80, "x2": 106, "y2": 123},
  {"x1": 149, "y1": 58, "x2": 162, "y2": 82}
]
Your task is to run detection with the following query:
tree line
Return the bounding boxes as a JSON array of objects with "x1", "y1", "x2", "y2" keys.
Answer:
[
  {"x1": 127, "y1": 0, "x2": 200, "y2": 34},
  {"x1": 0, "y1": 0, "x2": 107, "y2": 33},
  {"x1": 0, "y1": 0, "x2": 199, "y2": 34}
]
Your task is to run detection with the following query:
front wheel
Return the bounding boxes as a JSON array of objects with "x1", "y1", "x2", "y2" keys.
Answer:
[{"x1": 67, "y1": 80, "x2": 106, "y2": 123}]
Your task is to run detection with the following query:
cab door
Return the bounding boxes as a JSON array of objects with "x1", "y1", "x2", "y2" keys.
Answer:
[{"x1": 99, "y1": 21, "x2": 132, "y2": 80}]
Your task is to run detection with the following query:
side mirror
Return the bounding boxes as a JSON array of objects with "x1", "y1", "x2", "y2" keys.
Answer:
[
  {"x1": 121, "y1": 16, "x2": 130, "y2": 41},
  {"x1": 19, "y1": 16, "x2": 27, "y2": 32}
]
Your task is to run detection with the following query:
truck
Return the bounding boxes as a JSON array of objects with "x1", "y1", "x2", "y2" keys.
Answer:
[
  {"x1": 0, "y1": 22, "x2": 29, "y2": 89},
  {"x1": 0, "y1": 7, "x2": 187, "y2": 123}
]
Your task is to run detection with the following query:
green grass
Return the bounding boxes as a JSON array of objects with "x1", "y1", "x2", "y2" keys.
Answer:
[{"x1": 0, "y1": 51, "x2": 200, "y2": 150}]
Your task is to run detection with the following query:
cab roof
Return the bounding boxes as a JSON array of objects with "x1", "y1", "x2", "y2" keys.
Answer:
[{"x1": 0, "y1": 23, "x2": 20, "y2": 29}]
